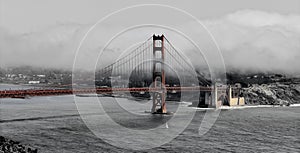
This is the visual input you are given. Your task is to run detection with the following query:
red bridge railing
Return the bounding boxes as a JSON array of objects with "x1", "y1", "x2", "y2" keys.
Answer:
[{"x1": 0, "y1": 86, "x2": 227, "y2": 98}]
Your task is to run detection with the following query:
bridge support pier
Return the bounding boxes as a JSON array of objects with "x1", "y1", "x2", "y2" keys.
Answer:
[
  {"x1": 213, "y1": 84, "x2": 218, "y2": 107},
  {"x1": 228, "y1": 85, "x2": 232, "y2": 103},
  {"x1": 204, "y1": 92, "x2": 210, "y2": 106},
  {"x1": 203, "y1": 84, "x2": 222, "y2": 108}
]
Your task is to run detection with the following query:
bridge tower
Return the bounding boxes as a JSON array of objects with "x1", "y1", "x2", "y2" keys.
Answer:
[{"x1": 151, "y1": 34, "x2": 167, "y2": 114}]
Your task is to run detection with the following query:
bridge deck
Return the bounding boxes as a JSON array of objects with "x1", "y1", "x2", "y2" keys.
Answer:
[{"x1": 0, "y1": 86, "x2": 227, "y2": 98}]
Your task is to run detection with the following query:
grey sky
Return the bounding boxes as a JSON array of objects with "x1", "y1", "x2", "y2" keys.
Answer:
[
  {"x1": 1, "y1": 0, "x2": 299, "y2": 32},
  {"x1": 0, "y1": 0, "x2": 300, "y2": 74}
]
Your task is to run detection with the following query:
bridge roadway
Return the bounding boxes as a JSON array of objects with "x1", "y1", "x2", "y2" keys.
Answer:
[{"x1": 0, "y1": 86, "x2": 227, "y2": 98}]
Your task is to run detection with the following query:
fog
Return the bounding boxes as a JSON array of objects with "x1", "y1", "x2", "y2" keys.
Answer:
[
  {"x1": 205, "y1": 10, "x2": 300, "y2": 74},
  {"x1": 1, "y1": 10, "x2": 299, "y2": 75}
]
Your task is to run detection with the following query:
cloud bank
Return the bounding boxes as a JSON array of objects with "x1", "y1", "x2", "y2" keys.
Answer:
[
  {"x1": 0, "y1": 23, "x2": 88, "y2": 69},
  {"x1": 0, "y1": 10, "x2": 299, "y2": 75},
  {"x1": 204, "y1": 10, "x2": 300, "y2": 74}
]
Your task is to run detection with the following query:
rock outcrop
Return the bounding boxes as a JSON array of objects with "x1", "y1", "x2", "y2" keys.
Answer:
[
  {"x1": 0, "y1": 136, "x2": 37, "y2": 153},
  {"x1": 242, "y1": 83, "x2": 300, "y2": 105}
]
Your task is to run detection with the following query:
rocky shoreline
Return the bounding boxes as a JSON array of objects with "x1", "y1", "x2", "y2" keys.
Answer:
[
  {"x1": 225, "y1": 72, "x2": 300, "y2": 105},
  {"x1": 242, "y1": 82, "x2": 300, "y2": 105},
  {"x1": 0, "y1": 136, "x2": 37, "y2": 153}
]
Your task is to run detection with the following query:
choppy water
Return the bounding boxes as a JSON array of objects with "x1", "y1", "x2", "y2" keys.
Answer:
[{"x1": 0, "y1": 88, "x2": 299, "y2": 152}]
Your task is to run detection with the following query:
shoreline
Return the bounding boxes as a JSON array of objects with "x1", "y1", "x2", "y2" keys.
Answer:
[{"x1": 193, "y1": 104, "x2": 300, "y2": 110}]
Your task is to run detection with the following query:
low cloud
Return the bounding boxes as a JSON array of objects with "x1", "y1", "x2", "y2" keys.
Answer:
[
  {"x1": 0, "y1": 23, "x2": 88, "y2": 69},
  {"x1": 203, "y1": 9, "x2": 300, "y2": 74},
  {"x1": 1, "y1": 10, "x2": 299, "y2": 75}
]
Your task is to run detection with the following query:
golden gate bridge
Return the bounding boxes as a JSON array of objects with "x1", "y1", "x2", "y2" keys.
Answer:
[{"x1": 0, "y1": 35, "x2": 238, "y2": 114}]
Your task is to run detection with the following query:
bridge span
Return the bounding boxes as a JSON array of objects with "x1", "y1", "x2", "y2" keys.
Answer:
[{"x1": 0, "y1": 35, "x2": 244, "y2": 113}]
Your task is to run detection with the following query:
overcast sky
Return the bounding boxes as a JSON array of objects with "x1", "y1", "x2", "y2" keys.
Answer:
[{"x1": 0, "y1": 0, "x2": 300, "y2": 74}]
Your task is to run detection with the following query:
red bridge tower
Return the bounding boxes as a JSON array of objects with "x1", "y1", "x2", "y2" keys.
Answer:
[{"x1": 151, "y1": 34, "x2": 167, "y2": 114}]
